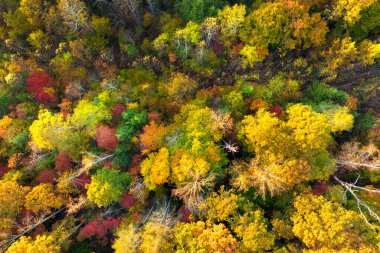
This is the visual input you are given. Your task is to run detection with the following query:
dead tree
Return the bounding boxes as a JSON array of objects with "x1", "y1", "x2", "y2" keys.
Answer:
[
  {"x1": 337, "y1": 142, "x2": 380, "y2": 171},
  {"x1": 334, "y1": 175, "x2": 380, "y2": 227},
  {"x1": 113, "y1": 0, "x2": 142, "y2": 25}
]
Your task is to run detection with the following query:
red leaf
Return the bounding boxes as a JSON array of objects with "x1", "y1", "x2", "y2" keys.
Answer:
[{"x1": 96, "y1": 125, "x2": 119, "y2": 150}]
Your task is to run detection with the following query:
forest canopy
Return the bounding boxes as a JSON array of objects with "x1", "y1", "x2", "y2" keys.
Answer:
[{"x1": 0, "y1": 0, "x2": 380, "y2": 252}]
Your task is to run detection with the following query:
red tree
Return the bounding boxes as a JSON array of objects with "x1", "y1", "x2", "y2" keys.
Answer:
[
  {"x1": 104, "y1": 160, "x2": 113, "y2": 169},
  {"x1": 26, "y1": 70, "x2": 57, "y2": 104},
  {"x1": 312, "y1": 181, "x2": 329, "y2": 196},
  {"x1": 73, "y1": 173, "x2": 91, "y2": 191},
  {"x1": 38, "y1": 168, "x2": 56, "y2": 184},
  {"x1": 55, "y1": 151, "x2": 72, "y2": 173},
  {"x1": 178, "y1": 205, "x2": 191, "y2": 222},
  {"x1": 96, "y1": 125, "x2": 119, "y2": 150},
  {"x1": 269, "y1": 105, "x2": 282, "y2": 117},
  {"x1": 80, "y1": 217, "x2": 121, "y2": 239},
  {"x1": 120, "y1": 193, "x2": 137, "y2": 209},
  {"x1": 148, "y1": 111, "x2": 162, "y2": 123},
  {"x1": 112, "y1": 104, "x2": 125, "y2": 118},
  {"x1": 0, "y1": 165, "x2": 11, "y2": 179},
  {"x1": 128, "y1": 154, "x2": 142, "y2": 175}
]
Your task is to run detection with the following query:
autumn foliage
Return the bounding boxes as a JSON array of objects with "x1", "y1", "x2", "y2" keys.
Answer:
[
  {"x1": 54, "y1": 151, "x2": 72, "y2": 173},
  {"x1": 26, "y1": 70, "x2": 57, "y2": 104},
  {"x1": 38, "y1": 168, "x2": 56, "y2": 184},
  {"x1": 1, "y1": 0, "x2": 380, "y2": 252},
  {"x1": 96, "y1": 125, "x2": 119, "y2": 150},
  {"x1": 120, "y1": 193, "x2": 138, "y2": 209},
  {"x1": 80, "y1": 217, "x2": 121, "y2": 239}
]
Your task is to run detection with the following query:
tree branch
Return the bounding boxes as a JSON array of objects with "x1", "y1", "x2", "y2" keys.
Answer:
[{"x1": 333, "y1": 175, "x2": 380, "y2": 228}]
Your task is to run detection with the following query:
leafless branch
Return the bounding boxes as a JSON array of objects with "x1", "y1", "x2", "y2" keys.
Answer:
[
  {"x1": 334, "y1": 175, "x2": 380, "y2": 228},
  {"x1": 1, "y1": 207, "x2": 66, "y2": 251}
]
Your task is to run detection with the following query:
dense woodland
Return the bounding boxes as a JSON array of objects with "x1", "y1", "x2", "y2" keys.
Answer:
[{"x1": 0, "y1": 0, "x2": 380, "y2": 252}]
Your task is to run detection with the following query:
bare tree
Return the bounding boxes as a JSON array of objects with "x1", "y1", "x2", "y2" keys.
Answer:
[
  {"x1": 113, "y1": 0, "x2": 142, "y2": 25},
  {"x1": 196, "y1": 41, "x2": 206, "y2": 65},
  {"x1": 210, "y1": 110, "x2": 234, "y2": 134},
  {"x1": 66, "y1": 196, "x2": 88, "y2": 215},
  {"x1": 58, "y1": 0, "x2": 89, "y2": 33},
  {"x1": 230, "y1": 160, "x2": 288, "y2": 198},
  {"x1": 201, "y1": 17, "x2": 219, "y2": 47},
  {"x1": 337, "y1": 142, "x2": 380, "y2": 171},
  {"x1": 57, "y1": 153, "x2": 113, "y2": 191},
  {"x1": 334, "y1": 174, "x2": 380, "y2": 227},
  {"x1": 173, "y1": 173, "x2": 215, "y2": 212},
  {"x1": 146, "y1": 0, "x2": 155, "y2": 16},
  {"x1": 175, "y1": 30, "x2": 191, "y2": 59}
]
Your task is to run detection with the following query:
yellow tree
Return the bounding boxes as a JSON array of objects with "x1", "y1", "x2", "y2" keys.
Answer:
[
  {"x1": 240, "y1": 1, "x2": 328, "y2": 51},
  {"x1": 291, "y1": 193, "x2": 377, "y2": 251},
  {"x1": 141, "y1": 147, "x2": 170, "y2": 190},
  {"x1": 25, "y1": 184, "x2": 65, "y2": 213},
  {"x1": 6, "y1": 235, "x2": 60, "y2": 253},
  {"x1": 325, "y1": 106, "x2": 354, "y2": 132},
  {"x1": 323, "y1": 37, "x2": 380, "y2": 77},
  {"x1": 58, "y1": 0, "x2": 89, "y2": 33},
  {"x1": 239, "y1": 45, "x2": 268, "y2": 68},
  {"x1": 174, "y1": 21, "x2": 201, "y2": 59},
  {"x1": 322, "y1": 37, "x2": 358, "y2": 77},
  {"x1": 140, "y1": 222, "x2": 174, "y2": 253},
  {"x1": 331, "y1": 0, "x2": 376, "y2": 25},
  {"x1": 205, "y1": 186, "x2": 242, "y2": 222},
  {"x1": 238, "y1": 104, "x2": 352, "y2": 197},
  {"x1": 358, "y1": 40, "x2": 380, "y2": 65},
  {"x1": 29, "y1": 98, "x2": 111, "y2": 157},
  {"x1": 162, "y1": 73, "x2": 198, "y2": 102},
  {"x1": 112, "y1": 224, "x2": 141, "y2": 253},
  {"x1": 286, "y1": 103, "x2": 332, "y2": 152},
  {"x1": 217, "y1": 4, "x2": 246, "y2": 46},
  {"x1": 232, "y1": 209, "x2": 275, "y2": 252},
  {"x1": 86, "y1": 168, "x2": 131, "y2": 207},
  {"x1": 0, "y1": 180, "x2": 29, "y2": 233},
  {"x1": 29, "y1": 110, "x2": 68, "y2": 150},
  {"x1": 18, "y1": 0, "x2": 48, "y2": 29},
  {"x1": 174, "y1": 220, "x2": 238, "y2": 253},
  {"x1": 172, "y1": 151, "x2": 214, "y2": 210},
  {"x1": 201, "y1": 17, "x2": 219, "y2": 46}
]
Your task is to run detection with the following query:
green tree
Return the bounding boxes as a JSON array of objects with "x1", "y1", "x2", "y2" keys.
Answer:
[
  {"x1": 86, "y1": 168, "x2": 131, "y2": 207},
  {"x1": 114, "y1": 108, "x2": 148, "y2": 167},
  {"x1": 29, "y1": 97, "x2": 111, "y2": 157},
  {"x1": 4, "y1": 9, "x2": 32, "y2": 40},
  {"x1": 175, "y1": 0, "x2": 226, "y2": 23},
  {"x1": 0, "y1": 94, "x2": 11, "y2": 118},
  {"x1": 351, "y1": 0, "x2": 380, "y2": 40}
]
